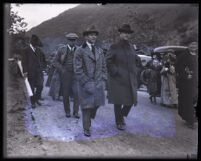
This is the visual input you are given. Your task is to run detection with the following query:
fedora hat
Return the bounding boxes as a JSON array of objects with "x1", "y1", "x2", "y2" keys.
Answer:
[
  {"x1": 65, "y1": 33, "x2": 79, "y2": 40},
  {"x1": 30, "y1": 34, "x2": 43, "y2": 47},
  {"x1": 83, "y1": 25, "x2": 99, "y2": 36},
  {"x1": 118, "y1": 24, "x2": 133, "y2": 34}
]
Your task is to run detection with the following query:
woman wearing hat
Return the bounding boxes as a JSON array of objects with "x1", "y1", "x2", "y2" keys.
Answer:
[
  {"x1": 106, "y1": 24, "x2": 138, "y2": 130},
  {"x1": 74, "y1": 26, "x2": 107, "y2": 137}
]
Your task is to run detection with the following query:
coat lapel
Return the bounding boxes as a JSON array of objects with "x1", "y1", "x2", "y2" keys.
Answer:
[{"x1": 85, "y1": 45, "x2": 96, "y2": 61}]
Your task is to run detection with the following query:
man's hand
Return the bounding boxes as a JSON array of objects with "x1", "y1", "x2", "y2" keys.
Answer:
[{"x1": 23, "y1": 72, "x2": 28, "y2": 78}]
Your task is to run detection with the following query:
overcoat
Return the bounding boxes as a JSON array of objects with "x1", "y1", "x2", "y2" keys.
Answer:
[
  {"x1": 177, "y1": 50, "x2": 198, "y2": 124},
  {"x1": 54, "y1": 44, "x2": 78, "y2": 98},
  {"x1": 21, "y1": 45, "x2": 44, "y2": 87},
  {"x1": 106, "y1": 40, "x2": 138, "y2": 106},
  {"x1": 74, "y1": 42, "x2": 107, "y2": 109}
]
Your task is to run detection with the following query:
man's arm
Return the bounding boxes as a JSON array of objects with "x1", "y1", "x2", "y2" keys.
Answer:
[{"x1": 73, "y1": 47, "x2": 91, "y2": 86}]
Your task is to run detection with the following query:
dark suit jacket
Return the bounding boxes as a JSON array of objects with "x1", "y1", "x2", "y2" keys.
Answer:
[{"x1": 21, "y1": 45, "x2": 44, "y2": 86}]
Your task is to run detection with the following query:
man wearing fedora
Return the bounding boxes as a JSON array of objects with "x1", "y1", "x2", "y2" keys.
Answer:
[
  {"x1": 74, "y1": 26, "x2": 107, "y2": 137},
  {"x1": 21, "y1": 34, "x2": 46, "y2": 108},
  {"x1": 54, "y1": 33, "x2": 80, "y2": 118},
  {"x1": 106, "y1": 24, "x2": 138, "y2": 130}
]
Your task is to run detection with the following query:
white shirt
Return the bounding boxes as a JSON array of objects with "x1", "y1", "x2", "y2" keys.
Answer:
[
  {"x1": 67, "y1": 44, "x2": 75, "y2": 51},
  {"x1": 86, "y1": 41, "x2": 94, "y2": 51},
  {"x1": 30, "y1": 44, "x2": 36, "y2": 53}
]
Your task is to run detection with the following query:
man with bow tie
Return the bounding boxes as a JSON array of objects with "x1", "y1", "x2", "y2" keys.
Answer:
[
  {"x1": 54, "y1": 33, "x2": 80, "y2": 118},
  {"x1": 74, "y1": 26, "x2": 107, "y2": 137},
  {"x1": 21, "y1": 34, "x2": 46, "y2": 108}
]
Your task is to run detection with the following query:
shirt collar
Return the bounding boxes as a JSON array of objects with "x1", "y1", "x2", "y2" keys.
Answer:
[
  {"x1": 86, "y1": 41, "x2": 95, "y2": 51},
  {"x1": 67, "y1": 44, "x2": 74, "y2": 51}
]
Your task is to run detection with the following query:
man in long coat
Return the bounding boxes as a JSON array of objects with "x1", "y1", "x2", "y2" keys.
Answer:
[
  {"x1": 54, "y1": 33, "x2": 80, "y2": 118},
  {"x1": 177, "y1": 38, "x2": 198, "y2": 129},
  {"x1": 106, "y1": 24, "x2": 138, "y2": 130},
  {"x1": 21, "y1": 34, "x2": 45, "y2": 108},
  {"x1": 74, "y1": 26, "x2": 107, "y2": 137}
]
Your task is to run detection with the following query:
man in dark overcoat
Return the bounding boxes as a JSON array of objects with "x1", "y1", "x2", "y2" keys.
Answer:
[
  {"x1": 54, "y1": 33, "x2": 80, "y2": 118},
  {"x1": 21, "y1": 34, "x2": 45, "y2": 108},
  {"x1": 106, "y1": 24, "x2": 138, "y2": 130},
  {"x1": 74, "y1": 26, "x2": 107, "y2": 137},
  {"x1": 177, "y1": 37, "x2": 198, "y2": 129}
]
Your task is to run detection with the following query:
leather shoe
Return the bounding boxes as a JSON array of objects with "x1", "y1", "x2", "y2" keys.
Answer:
[
  {"x1": 117, "y1": 124, "x2": 124, "y2": 130},
  {"x1": 84, "y1": 129, "x2": 91, "y2": 137},
  {"x1": 39, "y1": 98, "x2": 44, "y2": 101},
  {"x1": 73, "y1": 113, "x2": 80, "y2": 119},
  {"x1": 66, "y1": 113, "x2": 71, "y2": 118},
  {"x1": 36, "y1": 101, "x2": 42, "y2": 106}
]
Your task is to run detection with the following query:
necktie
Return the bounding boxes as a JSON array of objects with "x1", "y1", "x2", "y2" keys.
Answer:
[{"x1": 91, "y1": 45, "x2": 95, "y2": 57}]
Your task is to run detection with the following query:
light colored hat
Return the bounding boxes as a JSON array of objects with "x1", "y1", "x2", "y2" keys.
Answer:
[{"x1": 65, "y1": 33, "x2": 79, "y2": 39}]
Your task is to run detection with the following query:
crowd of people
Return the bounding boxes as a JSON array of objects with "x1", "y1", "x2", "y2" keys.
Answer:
[{"x1": 10, "y1": 23, "x2": 198, "y2": 137}]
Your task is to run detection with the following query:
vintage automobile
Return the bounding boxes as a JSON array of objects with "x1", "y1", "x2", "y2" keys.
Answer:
[
  {"x1": 139, "y1": 45, "x2": 188, "y2": 87},
  {"x1": 136, "y1": 51, "x2": 152, "y2": 88}
]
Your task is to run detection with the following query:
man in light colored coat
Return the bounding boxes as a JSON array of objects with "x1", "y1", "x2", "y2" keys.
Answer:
[
  {"x1": 74, "y1": 26, "x2": 107, "y2": 137},
  {"x1": 106, "y1": 24, "x2": 138, "y2": 130}
]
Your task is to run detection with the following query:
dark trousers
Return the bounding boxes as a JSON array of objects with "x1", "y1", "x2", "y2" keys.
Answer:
[
  {"x1": 114, "y1": 104, "x2": 132, "y2": 125},
  {"x1": 62, "y1": 71, "x2": 79, "y2": 115},
  {"x1": 29, "y1": 82, "x2": 42, "y2": 105},
  {"x1": 82, "y1": 107, "x2": 98, "y2": 130}
]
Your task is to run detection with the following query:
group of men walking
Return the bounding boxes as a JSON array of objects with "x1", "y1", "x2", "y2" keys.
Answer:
[
  {"x1": 20, "y1": 23, "x2": 198, "y2": 137},
  {"x1": 21, "y1": 24, "x2": 139, "y2": 137}
]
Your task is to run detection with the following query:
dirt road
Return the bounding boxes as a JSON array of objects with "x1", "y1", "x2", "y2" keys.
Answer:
[{"x1": 5, "y1": 74, "x2": 198, "y2": 159}]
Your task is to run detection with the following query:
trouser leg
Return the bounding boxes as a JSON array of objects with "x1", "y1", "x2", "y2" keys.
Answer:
[
  {"x1": 114, "y1": 104, "x2": 123, "y2": 125},
  {"x1": 35, "y1": 85, "x2": 43, "y2": 102},
  {"x1": 122, "y1": 105, "x2": 132, "y2": 117},
  {"x1": 82, "y1": 109, "x2": 91, "y2": 130},
  {"x1": 62, "y1": 75, "x2": 73, "y2": 115},
  {"x1": 73, "y1": 97, "x2": 79, "y2": 114},
  {"x1": 63, "y1": 95, "x2": 70, "y2": 114},
  {"x1": 90, "y1": 106, "x2": 99, "y2": 119}
]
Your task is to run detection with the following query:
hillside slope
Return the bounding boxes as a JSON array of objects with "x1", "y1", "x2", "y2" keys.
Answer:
[{"x1": 27, "y1": 3, "x2": 198, "y2": 54}]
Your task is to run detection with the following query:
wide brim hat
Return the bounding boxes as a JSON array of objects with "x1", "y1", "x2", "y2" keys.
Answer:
[
  {"x1": 83, "y1": 25, "x2": 99, "y2": 36},
  {"x1": 65, "y1": 33, "x2": 79, "y2": 40},
  {"x1": 118, "y1": 24, "x2": 134, "y2": 34},
  {"x1": 30, "y1": 34, "x2": 43, "y2": 47}
]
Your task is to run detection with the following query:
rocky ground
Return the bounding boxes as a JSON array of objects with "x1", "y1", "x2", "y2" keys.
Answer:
[{"x1": 5, "y1": 74, "x2": 198, "y2": 159}]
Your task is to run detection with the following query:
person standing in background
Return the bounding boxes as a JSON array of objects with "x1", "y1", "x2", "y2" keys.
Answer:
[
  {"x1": 54, "y1": 33, "x2": 80, "y2": 118},
  {"x1": 177, "y1": 37, "x2": 198, "y2": 129},
  {"x1": 21, "y1": 34, "x2": 45, "y2": 108}
]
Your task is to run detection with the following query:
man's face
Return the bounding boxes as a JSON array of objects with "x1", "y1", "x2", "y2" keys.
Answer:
[
  {"x1": 119, "y1": 32, "x2": 131, "y2": 41},
  {"x1": 67, "y1": 39, "x2": 76, "y2": 47},
  {"x1": 85, "y1": 33, "x2": 98, "y2": 44},
  {"x1": 188, "y1": 41, "x2": 198, "y2": 53}
]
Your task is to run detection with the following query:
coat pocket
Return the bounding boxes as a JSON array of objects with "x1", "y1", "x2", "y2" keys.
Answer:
[{"x1": 84, "y1": 82, "x2": 95, "y2": 95}]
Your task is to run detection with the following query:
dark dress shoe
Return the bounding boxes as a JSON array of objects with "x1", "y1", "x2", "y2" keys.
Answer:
[
  {"x1": 31, "y1": 104, "x2": 36, "y2": 109},
  {"x1": 73, "y1": 113, "x2": 80, "y2": 119},
  {"x1": 66, "y1": 113, "x2": 71, "y2": 118},
  {"x1": 117, "y1": 124, "x2": 124, "y2": 130},
  {"x1": 36, "y1": 101, "x2": 42, "y2": 106},
  {"x1": 84, "y1": 129, "x2": 91, "y2": 137}
]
